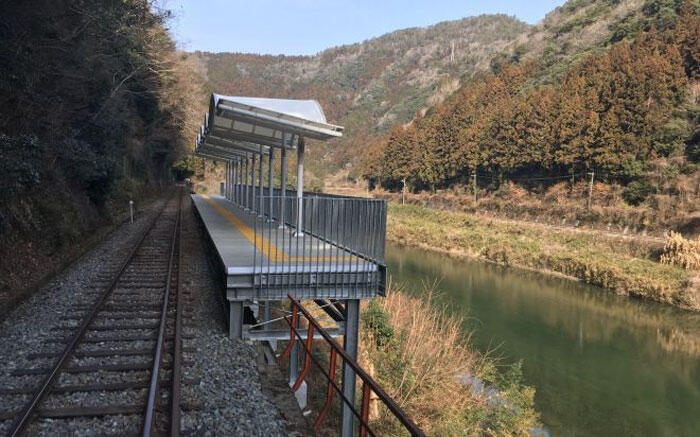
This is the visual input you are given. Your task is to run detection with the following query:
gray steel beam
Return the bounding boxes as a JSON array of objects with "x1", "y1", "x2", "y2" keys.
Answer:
[
  {"x1": 341, "y1": 299, "x2": 360, "y2": 437},
  {"x1": 244, "y1": 158, "x2": 250, "y2": 211},
  {"x1": 258, "y1": 145, "x2": 264, "y2": 218},
  {"x1": 234, "y1": 160, "x2": 238, "y2": 202},
  {"x1": 236, "y1": 160, "x2": 241, "y2": 206},
  {"x1": 267, "y1": 148, "x2": 274, "y2": 223},
  {"x1": 227, "y1": 161, "x2": 232, "y2": 200},
  {"x1": 279, "y1": 146, "x2": 287, "y2": 229},
  {"x1": 229, "y1": 301, "x2": 243, "y2": 339},
  {"x1": 250, "y1": 154, "x2": 258, "y2": 214},
  {"x1": 209, "y1": 128, "x2": 279, "y2": 150},
  {"x1": 288, "y1": 302, "x2": 300, "y2": 388},
  {"x1": 244, "y1": 327, "x2": 342, "y2": 342},
  {"x1": 295, "y1": 138, "x2": 305, "y2": 237}
]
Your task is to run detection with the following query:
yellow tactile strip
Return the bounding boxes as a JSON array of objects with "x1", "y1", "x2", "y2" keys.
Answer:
[{"x1": 201, "y1": 195, "x2": 355, "y2": 263}]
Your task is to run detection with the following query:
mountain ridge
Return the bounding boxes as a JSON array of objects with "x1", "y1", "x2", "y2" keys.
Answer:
[{"x1": 188, "y1": 13, "x2": 530, "y2": 177}]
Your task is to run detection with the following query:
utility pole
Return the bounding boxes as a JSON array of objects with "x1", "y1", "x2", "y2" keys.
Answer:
[
  {"x1": 401, "y1": 178, "x2": 406, "y2": 204},
  {"x1": 472, "y1": 172, "x2": 477, "y2": 203},
  {"x1": 587, "y1": 170, "x2": 595, "y2": 210},
  {"x1": 450, "y1": 41, "x2": 455, "y2": 63}
]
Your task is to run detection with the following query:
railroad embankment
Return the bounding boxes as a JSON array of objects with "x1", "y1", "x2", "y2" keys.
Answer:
[
  {"x1": 387, "y1": 203, "x2": 699, "y2": 310},
  {"x1": 0, "y1": 185, "x2": 166, "y2": 321}
]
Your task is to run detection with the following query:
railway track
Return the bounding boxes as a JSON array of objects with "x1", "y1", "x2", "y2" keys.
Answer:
[{"x1": 0, "y1": 192, "x2": 191, "y2": 436}]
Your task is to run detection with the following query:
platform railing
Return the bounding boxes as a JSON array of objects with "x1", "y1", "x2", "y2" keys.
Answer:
[
  {"x1": 280, "y1": 295, "x2": 425, "y2": 436},
  {"x1": 248, "y1": 193, "x2": 387, "y2": 299}
]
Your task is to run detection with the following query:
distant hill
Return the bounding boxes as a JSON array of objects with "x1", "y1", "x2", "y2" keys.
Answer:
[
  {"x1": 189, "y1": 0, "x2": 698, "y2": 192},
  {"x1": 189, "y1": 14, "x2": 530, "y2": 177},
  {"x1": 364, "y1": 0, "x2": 698, "y2": 234},
  {"x1": 367, "y1": 0, "x2": 698, "y2": 186}
]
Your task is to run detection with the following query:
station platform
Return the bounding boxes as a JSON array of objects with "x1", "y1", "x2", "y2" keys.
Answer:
[{"x1": 191, "y1": 194, "x2": 384, "y2": 304}]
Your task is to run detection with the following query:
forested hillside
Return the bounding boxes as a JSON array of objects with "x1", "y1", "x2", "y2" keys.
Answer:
[
  {"x1": 190, "y1": 15, "x2": 530, "y2": 177},
  {"x1": 366, "y1": 0, "x2": 698, "y2": 234},
  {"x1": 0, "y1": 0, "x2": 202, "y2": 296}
]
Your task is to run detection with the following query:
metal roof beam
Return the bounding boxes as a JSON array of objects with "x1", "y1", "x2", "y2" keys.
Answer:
[
  {"x1": 203, "y1": 134, "x2": 272, "y2": 154},
  {"x1": 196, "y1": 143, "x2": 251, "y2": 160}
]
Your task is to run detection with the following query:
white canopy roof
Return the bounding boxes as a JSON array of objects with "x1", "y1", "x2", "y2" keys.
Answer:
[
  {"x1": 207, "y1": 94, "x2": 343, "y2": 147},
  {"x1": 195, "y1": 93, "x2": 343, "y2": 162},
  {"x1": 213, "y1": 94, "x2": 329, "y2": 124}
]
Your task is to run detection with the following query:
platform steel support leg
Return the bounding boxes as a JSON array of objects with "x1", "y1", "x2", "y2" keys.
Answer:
[
  {"x1": 295, "y1": 138, "x2": 305, "y2": 237},
  {"x1": 229, "y1": 301, "x2": 243, "y2": 340},
  {"x1": 341, "y1": 299, "x2": 360, "y2": 437},
  {"x1": 288, "y1": 301, "x2": 300, "y2": 386},
  {"x1": 279, "y1": 147, "x2": 287, "y2": 229}
]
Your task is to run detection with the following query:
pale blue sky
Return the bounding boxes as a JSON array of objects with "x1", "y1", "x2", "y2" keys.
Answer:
[{"x1": 161, "y1": 1, "x2": 566, "y2": 55}]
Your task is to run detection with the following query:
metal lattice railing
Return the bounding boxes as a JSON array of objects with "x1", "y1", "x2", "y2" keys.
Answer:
[{"x1": 231, "y1": 184, "x2": 387, "y2": 300}]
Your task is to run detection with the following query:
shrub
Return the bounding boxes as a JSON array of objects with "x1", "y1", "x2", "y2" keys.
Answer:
[
  {"x1": 361, "y1": 283, "x2": 540, "y2": 435},
  {"x1": 0, "y1": 134, "x2": 44, "y2": 197},
  {"x1": 544, "y1": 182, "x2": 569, "y2": 203},
  {"x1": 660, "y1": 231, "x2": 700, "y2": 270},
  {"x1": 622, "y1": 180, "x2": 654, "y2": 205}
]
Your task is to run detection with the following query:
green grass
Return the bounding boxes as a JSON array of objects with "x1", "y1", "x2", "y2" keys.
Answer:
[{"x1": 388, "y1": 203, "x2": 696, "y2": 309}]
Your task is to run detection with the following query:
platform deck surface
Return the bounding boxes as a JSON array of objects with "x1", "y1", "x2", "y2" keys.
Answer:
[{"x1": 191, "y1": 194, "x2": 378, "y2": 276}]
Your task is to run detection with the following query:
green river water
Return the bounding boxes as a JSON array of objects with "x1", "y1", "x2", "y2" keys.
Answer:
[{"x1": 386, "y1": 243, "x2": 700, "y2": 436}]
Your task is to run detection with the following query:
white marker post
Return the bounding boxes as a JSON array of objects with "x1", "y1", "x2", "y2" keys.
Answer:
[{"x1": 129, "y1": 200, "x2": 134, "y2": 224}]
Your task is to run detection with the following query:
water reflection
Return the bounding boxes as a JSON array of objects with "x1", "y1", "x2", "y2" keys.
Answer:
[{"x1": 387, "y1": 243, "x2": 700, "y2": 437}]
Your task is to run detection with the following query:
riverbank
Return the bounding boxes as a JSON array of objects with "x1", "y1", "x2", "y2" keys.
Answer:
[
  {"x1": 387, "y1": 203, "x2": 698, "y2": 310},
  {"x1": 360, "y1": 286, "x2": 541, "y2": 435}
]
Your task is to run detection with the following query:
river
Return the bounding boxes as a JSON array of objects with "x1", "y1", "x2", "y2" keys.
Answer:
[{"x1": 386, "y1": 243, "x2": 700, "y2": 436}]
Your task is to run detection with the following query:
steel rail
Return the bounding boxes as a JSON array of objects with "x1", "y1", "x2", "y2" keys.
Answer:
[
  {"x1": 6, "y1": 194, "x2": 175, "y2": 437},
  {"x1": 142, "y1": 193, "x2": 182, "y2": 436},
  {"x1": 169, "y1": 193, "x2": 184, "y2": 437}
]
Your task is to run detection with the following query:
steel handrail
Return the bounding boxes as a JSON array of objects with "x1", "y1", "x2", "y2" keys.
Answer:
[{"x1": 280, "y1": 295, "x2": 425, "y2": 437}]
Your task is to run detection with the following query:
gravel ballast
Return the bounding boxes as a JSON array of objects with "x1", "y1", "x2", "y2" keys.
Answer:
[
  {"x1": 179, "y1": 196, "x2": 294, "y2": 436},
  {"x1": 0, "y1": 193, "x2": 300, "y2": 435}
]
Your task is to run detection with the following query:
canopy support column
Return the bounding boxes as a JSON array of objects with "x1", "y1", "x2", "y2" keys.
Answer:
[
  {"x1": 244, "y1": 157, "x2": 250, "y2": 211},
  {"x1": 251, "y1": 155, "x2": 257, "y2": 214},
  {"x1": 237, "y1": 160, "x2": 242, "y2": 206},
  {"x1": 224, "y1": 161, "x2": 229, "y2": 199},
  {"x1": 227, "y1": 161, "x2": 232, "y2": 201},
  {"x1": 232, "y1": 160, "x2": 237, "y2": 204},
  {"x1": 295, "y1": 138, "x2": 305, "y2": 237},
  {"x1": 268, "y1": 149, "x2": 274, "y2": 222},
  {"x1": 258, "y1": 147, "x2": 264, "y2": 218},
  {"x1": 279, "y1": 146, "x2": 287, "y2": 229}
]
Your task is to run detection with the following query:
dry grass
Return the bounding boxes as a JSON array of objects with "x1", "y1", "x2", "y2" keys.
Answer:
[
  {"x1": 661, "y1": 232, "x2": 700, "y2": 270},
  {"x1": 361, "y1": 283, "x2": 539, "y2": 435},
  {"x1": 386, "y1": 203, "x2": 697, "y2": 310},
  {"x1": 374, "y1": 175, "x2": 700, "y2": 238}
]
